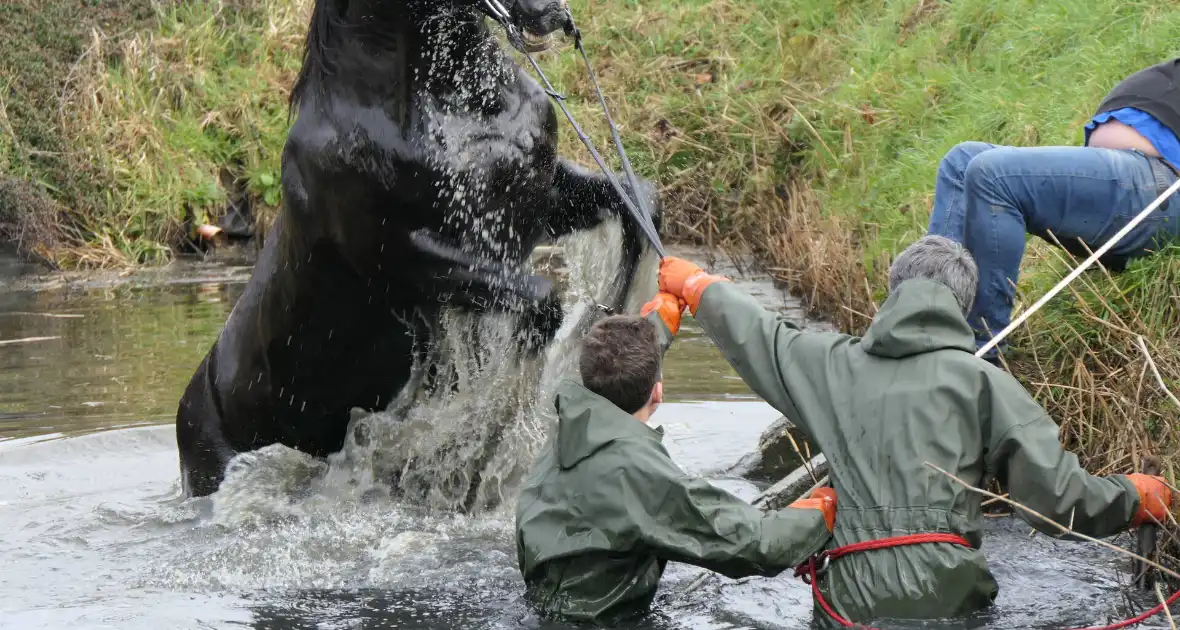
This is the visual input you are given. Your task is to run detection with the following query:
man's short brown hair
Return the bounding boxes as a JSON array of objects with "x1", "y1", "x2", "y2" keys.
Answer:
[{"x1": 578, "y1": 315, "x2": 662, "y2": 414}]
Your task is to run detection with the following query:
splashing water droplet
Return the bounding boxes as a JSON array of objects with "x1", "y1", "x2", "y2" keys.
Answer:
[{"x1": 212, "y1": 220, "x2": 656, "y2": 518}]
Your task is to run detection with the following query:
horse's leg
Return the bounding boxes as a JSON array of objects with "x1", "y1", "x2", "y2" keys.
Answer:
[
  {"x1": 545, "y1": 158, "x2": 663, "y2": 236},
  {"x1": 544, "y1": 158, "x2": 664, "y2": 320},
  {"x1": 410, "y1": 230, "x2": 564, "y2": 352},
  {"x1": 176, "y1": 341, "x2": 240, "y2": 497}
]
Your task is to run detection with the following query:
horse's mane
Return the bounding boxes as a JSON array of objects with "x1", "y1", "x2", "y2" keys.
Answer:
[
  {"x1": 287, "y1": 0, "x2": 496, "y2": 120},
  {"x1": 289, "y1": 0, "x2": 346, "y2": 115}
]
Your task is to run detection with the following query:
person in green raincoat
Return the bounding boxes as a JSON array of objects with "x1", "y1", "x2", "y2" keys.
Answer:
[
  {"x1": 514, "y1": 290, "x2": 839, "y2": 624},
  {"x1": 655, "y1": 235, "x2": 1173, "y2": 627}
]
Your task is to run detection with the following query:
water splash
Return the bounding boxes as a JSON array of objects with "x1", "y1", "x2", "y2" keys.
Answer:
[
  {"x1": 205, "y1": 217, "x2": 655, "y2": 523},
  {"x1": 332, "y1": 217, "x2": 656, "y2": 514}
]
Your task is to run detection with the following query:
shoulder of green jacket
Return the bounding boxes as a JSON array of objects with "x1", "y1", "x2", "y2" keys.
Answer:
[{"x1": 553, "y1": 379, "x2": 665, "y2": 469}]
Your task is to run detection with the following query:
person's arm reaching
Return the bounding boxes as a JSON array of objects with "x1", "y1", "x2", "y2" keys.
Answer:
[
  {"x1": 608, "y1": 438, "x2": 834, "y2": 579},
  {"x1": 985, "y1": 372, "x2": 1171, "y2": 537},
  {"x1": 656, "y1": 256, "x2": 808, "y2": 424}
]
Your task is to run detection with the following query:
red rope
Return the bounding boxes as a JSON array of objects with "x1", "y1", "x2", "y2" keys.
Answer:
[
  {"x1": 824, "y1": 533, "x2": 971, "y2": 562},
  {"x1": 794, "y1": 533, "x2": 972, "y2": 629},
  {"x1": 1069, "y1": 588, "x2": 1180, "y2": 630},
  {"x1": 795, "y1": 533, "x2": 1180, "y2": 630},
  {"x1": 804, "y1": 558, "x2": 860, "y2": 628}
]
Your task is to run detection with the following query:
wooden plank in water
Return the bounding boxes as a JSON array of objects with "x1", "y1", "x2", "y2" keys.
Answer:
[
  {"x1": 1133, "y1": 455, "x2": 1162, "y2": 590},
  {"x1": 753, "y1": 452, "x2": 829, "y2": 510},
  {"x1": 0, "y1": 336, "x2": 61, "y2": 346}
]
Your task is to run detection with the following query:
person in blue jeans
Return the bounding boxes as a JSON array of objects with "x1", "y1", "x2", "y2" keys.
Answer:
[{"x1": 927, "y1": 58, "x2": 1180, "y2": 363}]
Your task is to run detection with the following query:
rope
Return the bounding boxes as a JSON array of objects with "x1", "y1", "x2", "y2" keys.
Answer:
[
  {"x1": 480, "y1": 0, "x2": 666, "y2": 258},
  {"x1": 1071, "y1": 588, "x2": 1180, "y2": 630},
  {"x1": 975, "y1": 175, "x2": 1180, "y2": 358},
  {"x1": 797, "y1": 533, "x2": 1180, "y2": 630},
  {"x1": 793, "y1": 534, "x2": 973, "y2": 629},
  {"x1": 824, "y1": 533, "x2": 971, "y2": 562}
]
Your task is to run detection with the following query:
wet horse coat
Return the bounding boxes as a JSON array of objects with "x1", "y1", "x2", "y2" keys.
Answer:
[{"x1": 175, "y1": 0, "x2": 660, "y2": 498}]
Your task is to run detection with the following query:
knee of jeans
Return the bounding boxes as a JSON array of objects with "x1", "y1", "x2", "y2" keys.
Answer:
[
  {"x1": 946, "y1": 141, "x2": 992, "y2": 161},
  {"x1": 962, "y1": 150, "x2": 1012, "y2": 199},
  {"x1": 990, "y1": 275, "x2": 1016, "y2": 306},
  {"x1": 940, "y1": 141, "x2": 991, "y2": 177}
]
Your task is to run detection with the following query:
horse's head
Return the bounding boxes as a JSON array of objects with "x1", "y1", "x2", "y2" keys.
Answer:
[{"x1": 474, "y1": 0, "x2": 571, "y2": 50}]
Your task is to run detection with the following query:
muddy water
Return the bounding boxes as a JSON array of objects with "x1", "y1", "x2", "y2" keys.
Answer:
[{"x1": 0, "y1": 247, "x2": 1168, "y2": 629}]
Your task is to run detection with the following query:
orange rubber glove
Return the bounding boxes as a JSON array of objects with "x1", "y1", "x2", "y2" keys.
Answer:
[
  {"x1": 657, "y1": 256, "x2": 729, "y2": 315},
  {"x1": 788, "y1": 486, "x2": 838, "y2": 532},
  {"x1": 658, "y1": 257, "x2": 705, "y2": 296},
  {"x1": 1127, "y1": 473, "x2": 1172, "y2": 528},
  {"x1": 640, "y1": 292, "x2": 686, "y2": 335}
]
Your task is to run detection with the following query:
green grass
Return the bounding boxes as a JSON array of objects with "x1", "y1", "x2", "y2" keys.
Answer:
[
  {"x1": 0, "y1": 0, "x2": 302, "y2": 266},
  {"x1": 797, "y1": 0, "x2": 1179, "y2": 274},
  {"x1": 62, "y1": 0, "x2": 304, "y2": 265},
  {"x1": 0, "y1": 0, "x2": 156, "y2": 262},
  {"x1": 539, "y1": 0, "x2": 808, "y2": 236},
  {"x1": 532, "y1": 0, "x2": 1180, "y2": 474}
]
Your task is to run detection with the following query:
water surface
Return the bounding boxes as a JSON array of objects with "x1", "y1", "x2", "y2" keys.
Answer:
[
  {"x1": 0, "y1": 248, "x2": 1168, "y2": 630},
  {"x1": 0, "y1": 247, "x2": 777, "y2": 441}
]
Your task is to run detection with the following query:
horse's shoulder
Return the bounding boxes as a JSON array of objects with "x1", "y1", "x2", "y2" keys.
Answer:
[{"x1": 286, "y1": 105, "x2": 341, "y2": 155}]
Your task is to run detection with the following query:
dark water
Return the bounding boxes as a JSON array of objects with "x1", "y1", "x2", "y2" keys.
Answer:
[
  {"x1": 0, "y1": 248, "x2": 770, "y2": 442},
  {"x1": 0, "y1": 248, "x2": 1170, "y2": 630},
  {"x1": 0, "y1": 263, "x2": 250, "y2": 439}
]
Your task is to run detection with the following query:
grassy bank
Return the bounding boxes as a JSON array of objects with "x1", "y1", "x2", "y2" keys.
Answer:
[
  {"x1": 541, "y1": 0, "x2": 1180, "y2": 493},
  {"x1": 1, "y1": 0, "x2": 303, "y2": 267},
  {"x1": 0, "y1": 0, "x2": 155, "y2": 264},
  {"x1": 4, "y1": 0, "x2": 1180, "y2": 502},
  {"x1": 60, "y1": 0, "x2": 306, "y2": 266}
]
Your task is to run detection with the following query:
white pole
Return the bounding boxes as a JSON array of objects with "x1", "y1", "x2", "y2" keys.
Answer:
[{"x1": 975, "y1": 176, "x2": 1180, "y2": 358}]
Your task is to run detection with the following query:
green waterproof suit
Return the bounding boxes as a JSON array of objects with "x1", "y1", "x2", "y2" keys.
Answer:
[
  {"x1": 515, "y1": 312, "x2": 833, "y2": 623},
  {"x1": 693, "y1": 278, "x2": 1143, "y2": 625}
]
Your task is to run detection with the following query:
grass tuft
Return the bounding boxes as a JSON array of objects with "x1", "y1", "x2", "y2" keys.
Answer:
[{"x1": 60, "y1": 0, "x2": 309, "y2": 266}]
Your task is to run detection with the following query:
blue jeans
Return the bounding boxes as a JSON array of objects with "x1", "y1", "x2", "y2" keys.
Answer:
[{"x1": 927, "y1": 142, "x2": 1180, "y2": 357}]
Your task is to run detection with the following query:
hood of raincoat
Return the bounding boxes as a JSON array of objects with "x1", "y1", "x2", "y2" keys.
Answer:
[
  {"x1": 859, "y1": 278, "x2": 976, "y2": 359},
  {"x1": 553, "y1": 380, "x2": 663, "y2": 469}
]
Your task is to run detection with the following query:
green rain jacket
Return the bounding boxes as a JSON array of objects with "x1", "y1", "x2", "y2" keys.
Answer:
[
  {"x1": 514, "y1": 312, "x2": 834, "y2": 623},
  {"x1": 693, "y1": 278, "x2": 1143, "y2": 625}
]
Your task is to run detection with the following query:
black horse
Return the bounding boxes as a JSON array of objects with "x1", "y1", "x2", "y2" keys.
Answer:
[{"x1": 175, "y1": 0, "x2": 661, "y2": 498}]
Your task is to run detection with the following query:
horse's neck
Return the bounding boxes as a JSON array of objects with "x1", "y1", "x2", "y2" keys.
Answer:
[{"x1": 333, "y1": 4, "x2": 508, "y2": 110}]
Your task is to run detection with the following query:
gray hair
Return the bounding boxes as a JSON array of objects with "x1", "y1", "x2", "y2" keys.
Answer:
[{"x1": 888, "y1": 235, "x2": 979, "y2": 316}]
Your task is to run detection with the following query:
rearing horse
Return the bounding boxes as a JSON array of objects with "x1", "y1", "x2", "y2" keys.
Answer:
[{"x1": 175, "y1": 0, "x2": 661, "y2": 498}]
